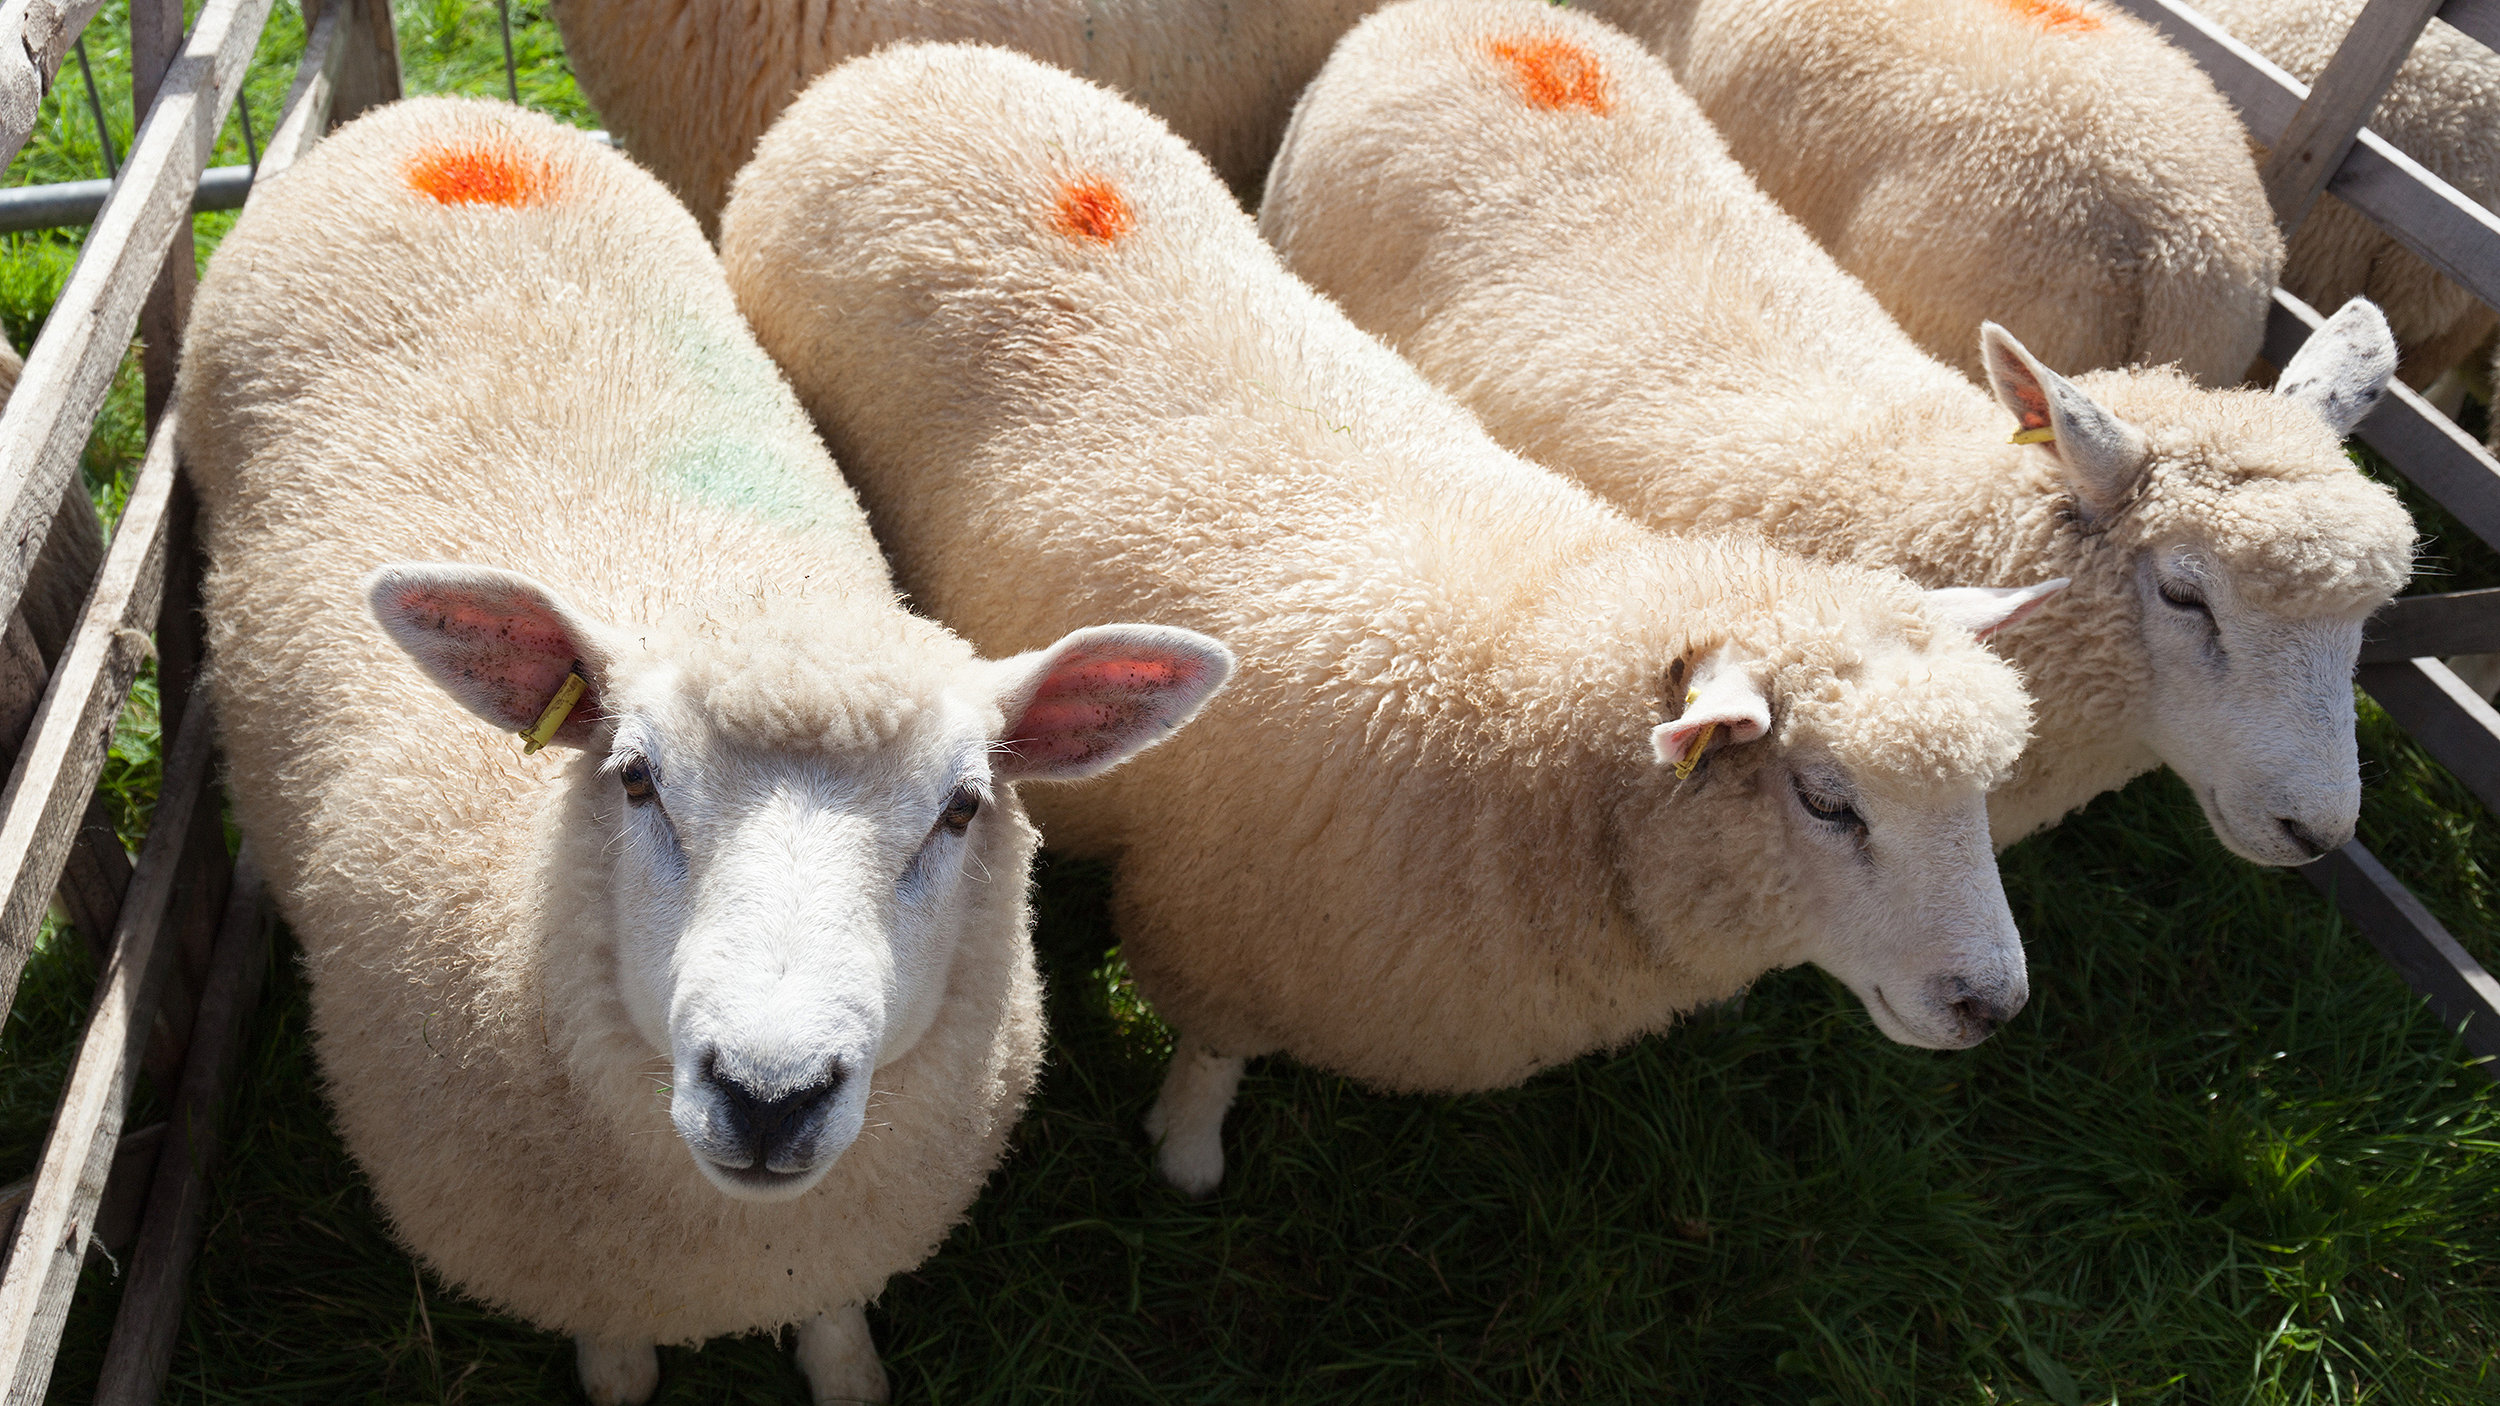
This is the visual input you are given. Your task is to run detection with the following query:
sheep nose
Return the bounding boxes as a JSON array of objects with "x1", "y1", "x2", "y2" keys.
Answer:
[
  {"x1": 2275, "y1": 817, "x2": 2343, "y2": 861},
  {"x1": 1941, "y1": 974, "x2": 2025, "y2": 1044},
  {"x1": 704, "y1": 1055, "x2": 845, "y2": 1170}
]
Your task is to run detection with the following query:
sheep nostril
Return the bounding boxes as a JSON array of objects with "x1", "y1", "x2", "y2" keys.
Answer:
[
  {"x1": 1949, "y1": 997, "x2": 2001, "y2": 1040},
  {"x1": 2276, "y1": 818, "x2": 2328, "y2": 860},
  {"x1": 704, "y1": 1058, "x2": 846, "y2": 1168}
]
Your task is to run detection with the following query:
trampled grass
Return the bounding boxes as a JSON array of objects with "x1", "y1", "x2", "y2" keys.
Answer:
[{"x1": 2, "y1": 5, "x2": 2497, "y2": 1403}]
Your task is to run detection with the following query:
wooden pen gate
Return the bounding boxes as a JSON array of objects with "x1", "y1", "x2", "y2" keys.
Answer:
[
  {"x1": 0, "y1": 0, "x2": 400, "y2": 1397},
  {"x1": 2101, "y1": 0, "x2": 2500, "y2": 1075}
]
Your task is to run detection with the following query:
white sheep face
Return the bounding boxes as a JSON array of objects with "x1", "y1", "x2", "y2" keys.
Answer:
[
  {"x1": 364, "y1": 564, "x2": 1233, "y2": 1203},
  {"x1": 1646, "y1": 623, "x2": 2044, "y2": 1050},
  {"x1": 2132, "y1": 545, "x2": 2369, "y2": 865},
  {"x1": 1979, "y1": 302, "x2": 2407, "y2": 867},
  {"x1": 1780, "y1": 761, "x2": 2022, "y2": 1050},
  {"x1": 598, "y1": 689, "x2": 1013, "y2": 1200}
]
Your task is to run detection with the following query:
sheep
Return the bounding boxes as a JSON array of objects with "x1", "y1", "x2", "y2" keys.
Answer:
[
  {"x1": 2188, "y1": 0, "x2": 2500, "y2": 390},
  {"x1": 1569, "y1": 0, "x2": 2281, "y2": 387},
  {"x1": 176, "y1": 97, "x2": 1231, "y2": 1405},
  {"x1": 1260, "y1": 0, "x2": 2414, "y2": 864},
  {"x1": 545, "y1": 0, "x2": 1388, "y2": 232},
  {"x1": 719, "y1": 42, "x2": 2067, "y2": 1197}
]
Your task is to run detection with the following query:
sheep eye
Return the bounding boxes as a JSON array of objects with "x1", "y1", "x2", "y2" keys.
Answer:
[
  {"x1": 2156, "y1": 578, "x2": 2211, "y2": 615},
  {"x1": 939, "y1": 786, "x2": 980, "y2": 835},
  {"x1": 1792, "y1": 775, "x2": 1864, "y2": 831},
  {"x1": 619, "y1": 757, "x2": 659, "y2": 807}
]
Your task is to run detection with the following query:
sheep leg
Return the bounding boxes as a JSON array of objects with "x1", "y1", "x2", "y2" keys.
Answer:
[
  {"x1": 1142, "y1": 1033, "x2": 1245, "y2": 1198},
  {"x1": 574, "y1": 1335, "x2": 659, "y2": 1406},
  {"x1": 796, "y1": 1306, "x2": 890, "y2": 1404}
]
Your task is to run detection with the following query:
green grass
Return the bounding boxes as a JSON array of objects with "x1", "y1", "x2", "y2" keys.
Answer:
[{"x1": 5, "y1": 6, "x2": 2500, "y2": 1403}]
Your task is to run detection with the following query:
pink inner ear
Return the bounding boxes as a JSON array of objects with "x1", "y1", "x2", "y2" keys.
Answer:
[
  {"x1": 1004, "y1": 649, "x2": 1213, "y2": 772},
  {"x1": 1991, "y1": 348, "x2": 2053, "y2": 434},
  {"x1": 386, "y1": 582, "x2": 597, "y2": 735}
]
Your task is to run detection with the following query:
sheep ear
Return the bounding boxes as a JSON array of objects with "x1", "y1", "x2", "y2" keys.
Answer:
[
  {"x1": 366, "y1": 563, "x2": 613, "y2": 750},
  {"x1": 1924, "y1": 578, "x2": 2069, "y2": 641},
  {"x1": 991, "y1": 624, "x2": 1234, "y2": 782},
  {"x1": 2276, "y1": 297, "x2": 2395, "y2": 437},
  {"x1": 1981, "y1": 322, "x2": 2149, "y2": 523},
  {"x1": 1651, "y1": 649, "x2": 1770, "y2": 770}
]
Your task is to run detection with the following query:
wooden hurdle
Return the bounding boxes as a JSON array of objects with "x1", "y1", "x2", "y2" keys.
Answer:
[
  {"x1": 0, "y1": 0, "x2": 399, "y2": 1398},
  {"x1": 2111, "y1": 0, "x2": 2500, "y2": 1069}
]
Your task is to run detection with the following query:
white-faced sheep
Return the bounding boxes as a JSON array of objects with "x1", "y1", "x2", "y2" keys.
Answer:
[
  {"x1": 546, "y1": 0, "x2": 1387, "y2": 230},
  {"x1": 2189, "y1": 0, "x2": 2500, "y2": 391},
  {"x1": 1261, "y1": 0, "x2": 2415, "y2": 863},
  {"x1": 1572, "y1": 0, "x2": 2281, "y2": 386},
  {"x1": 178, "y1": 98, "x2": 1230, "y2": 1405},
  {"x1": 721, "y1": 43, "x2": 2066, "y2": 1197}
]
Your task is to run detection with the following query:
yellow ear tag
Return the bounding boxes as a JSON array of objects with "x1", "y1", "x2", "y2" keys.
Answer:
[
  {"x1": 1671, "y1": 688, "x2": 1715, "y2": 781},
  {"x1": 2009, "y1": 426, "x2": 2057, "y2": 445},
  {"x1": 519, "y1": 668, "x2": 588, "y2": 756}
]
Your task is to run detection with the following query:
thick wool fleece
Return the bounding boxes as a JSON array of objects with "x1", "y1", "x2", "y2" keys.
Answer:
[
  {"x1": 1261, "y1": 0, "x2": 2415, "y2": 847},
  {"x1": 547, "y1": 0, "x2": 1385, "y2": 231},
  {"x1": 177, "y1": 98, "x2": 1041, "y2": 1345},
  {"x1": 2191, "y1": 0, "x2": 2500, "y2": 385},
  {"x1": 719, "y1": 44, "x2": 2036, "y2": 1093},
  {"x1": 1575, "y1": 0, "x2": 2280, "y2": 385}
]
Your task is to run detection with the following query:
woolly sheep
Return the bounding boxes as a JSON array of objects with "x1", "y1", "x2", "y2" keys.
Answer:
[
  {"x1": 721, "y1": 43, "x2": 2065, "y2": 1197},
  {"x1": 2191, "y1": 0, "x2": 2500, "y2": 389},
  {"x1": 1262, "y1": 0, "x2": 2414, "y2": 863},
  {"x1": 178, "y1": 98, "x2": 1229, "y2": 1405},
  {"x1": 1572, "y1": 0, "x2": 2281, "y2": 386},
  {"x1": 546, "y1": 0, "x2": 1386, "y2": 231}
]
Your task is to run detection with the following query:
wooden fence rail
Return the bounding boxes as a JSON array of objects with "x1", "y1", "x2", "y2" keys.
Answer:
[
  {"x1": 2113, "y1": 0, "x2": 2500, "y2": 1076},
  {"x1": 0, "y1": 0, "x2": 397, "y2": 1397}
]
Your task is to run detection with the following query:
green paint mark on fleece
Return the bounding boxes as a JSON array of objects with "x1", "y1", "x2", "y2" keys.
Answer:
[{"x1": 652, "y1": 308, "x2": 850, "y2": 528}]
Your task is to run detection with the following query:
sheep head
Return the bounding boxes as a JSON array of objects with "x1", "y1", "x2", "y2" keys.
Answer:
[
  {"x1": 368, "y1": 564, "x2": 1232, "y2": 1201},
  {"x1": 1981, "y1": 302, "x2": 2414, "y2": 866},
  {"x1": 1583, "y1": 547, "x2": 2051, "y2": 1050}
]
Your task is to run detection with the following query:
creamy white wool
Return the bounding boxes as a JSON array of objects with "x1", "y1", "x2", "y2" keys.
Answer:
[
  {"x1": 1262, "y1": 0, "x2": 2415, "y2": 853},
  {"x1": 2192, "y1": 0, "x2": 2500, "y2": 386},
  {"x1": 1575, "y1": 0, "x2": 2280, "y2": 386},
  {"x1": 178, "y1": 98, "x2": 1042, "y2": 1346},
  {"x1": 720, "y1": 44, "x2": 2044, "y2": 1092},
  {"x1": 547, "y1": 0, "x2": 1386, "y2": 231}
]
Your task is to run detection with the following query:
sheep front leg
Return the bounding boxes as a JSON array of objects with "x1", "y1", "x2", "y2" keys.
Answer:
[
  {"x1": 574, "y1": 1335, "x2": 659, "y2": 1406},
  {"x1": 796, "y1": 1306, "x2": 890, "y2": 1404},
  {"x1": 1142, "y1": 1032, "x2": 1246, "y2": 1198}
]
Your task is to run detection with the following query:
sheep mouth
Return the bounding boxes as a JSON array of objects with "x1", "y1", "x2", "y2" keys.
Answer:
[{"x1": 692, "y1": 1153, "x2": 830, "y2": 1202}]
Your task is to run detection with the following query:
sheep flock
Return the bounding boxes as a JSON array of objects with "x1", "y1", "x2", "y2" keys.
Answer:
[{"x1": 118, "y1": 0, "x2": 2493, "y2": 1397}]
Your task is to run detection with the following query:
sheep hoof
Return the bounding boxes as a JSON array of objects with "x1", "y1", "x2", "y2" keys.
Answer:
[
  {"x1": 797, "y1": 1308, "x2": 890, "y2": 1405},
  {"x1": 574, "y1": 1335, "x2": 659, "y2": 1406},
  {"x1": 1145, "y1": 1036, "x2": 1247, "y2": 1199}
]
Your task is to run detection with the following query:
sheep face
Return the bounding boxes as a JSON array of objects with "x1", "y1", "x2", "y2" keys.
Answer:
[
  {"x1": 599, "y1": 688, "x2": 1023, "y2": 1201},
  {"x1": 365, "y1": 565, "x2": 1232, "y2": 1202},
  {"x1": 1635, "y1": 599, "x2": 2042, "y2": 1049},
  {"x1": 1982, "y1": 303, "x2": 2413, "y2": 866}
]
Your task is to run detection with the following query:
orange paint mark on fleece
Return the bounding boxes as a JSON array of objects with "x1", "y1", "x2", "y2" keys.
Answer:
[
  {"x1": 1051, "y1": 176, "x2": 1135, "y2": 244},
  {"x1": 404, "y1": 140, "x2": 557, "y2": 208},
  {"x1": 1993, "y1": 0, "x2": 2105, "y2": 34},
  {"x1": 1487, "y1": 34, "x2": 1611, "y2": 116}
]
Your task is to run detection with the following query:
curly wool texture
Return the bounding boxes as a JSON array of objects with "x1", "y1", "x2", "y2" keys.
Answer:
[
  {"x1": 1260, "y1": 0, "x2": 2412, "y2": 848},
  {"x1": 178, "y1": 98, "x2": 1039, "y2": 1345},
  {"x1": 547, "y1": 0, "x2": 1388, "y2": 231},
  {"x1": 1575, "y1": 0, "x2": 2280, "y2": 384},
  {"x1": 720, "y1": 44, "x2": 2035, "y2": 1093},
  {"x1": 2190, "y1": 0, "x2": 2500, "y2": 385}
]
